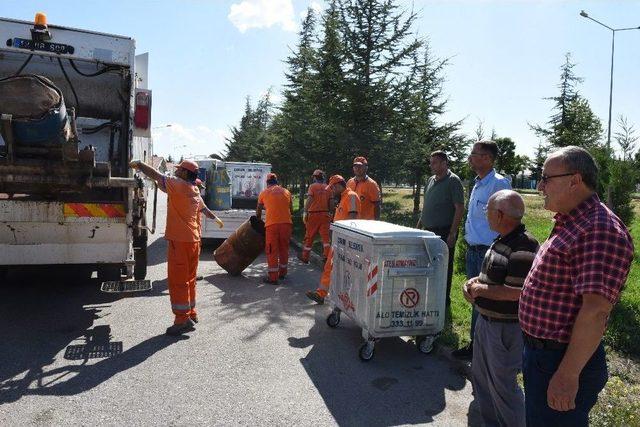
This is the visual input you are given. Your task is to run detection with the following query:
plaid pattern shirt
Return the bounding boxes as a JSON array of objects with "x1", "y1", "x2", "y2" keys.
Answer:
[{"x1": 519, "y1": 194, "x2": 634, "y2": 343}]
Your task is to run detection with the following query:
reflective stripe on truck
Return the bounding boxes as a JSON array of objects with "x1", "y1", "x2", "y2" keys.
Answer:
[{"x1": 63, "y1": 203, "x2": 126, "y2": 218}]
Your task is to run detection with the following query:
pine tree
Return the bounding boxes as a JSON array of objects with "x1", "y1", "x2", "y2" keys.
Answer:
[
  {"x1": 392, "y1": 44, "x2": 462, "y2": 214},
  {"x1": 614, "y1": 115, "x2": 638, "y2": 161},
  {"x1": 494, "y1": 136, "x2": 518, "y2": 176},
  {"x1": 310, "y1": 0, "x2": 349, "y2": 173},
  {"x1": 225, "y1": 94, "x2": 274, "y2": 162},
  {"x1": 338, "y1": 0, "x2": 422, "y2": 184},
  {"x1": 529, "y1": 140, "x2": 548, "y2": 182},
  {"x1": 274, "y1": 8, "x2": 319, "y2": 198},
  {"x1": 530, "y1": 53, "x2": 603, "y2": 149}
]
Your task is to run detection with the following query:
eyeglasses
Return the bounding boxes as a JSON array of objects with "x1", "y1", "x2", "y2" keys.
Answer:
[{"x1": 540, "y1": 172, "x2": 575, "y2": 183}]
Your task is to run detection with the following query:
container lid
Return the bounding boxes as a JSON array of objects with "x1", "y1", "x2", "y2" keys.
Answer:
[{"x1": 332, "y1": 220, "x2": 435, "y2": 239}]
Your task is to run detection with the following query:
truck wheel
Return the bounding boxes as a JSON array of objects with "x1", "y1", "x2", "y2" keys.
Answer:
[
  {"x1": 97, "y1": 264, "x2": 122, "y2": 282},
  {"x1": 134, "y1": 241, "x2": 148, "y2": 280}
]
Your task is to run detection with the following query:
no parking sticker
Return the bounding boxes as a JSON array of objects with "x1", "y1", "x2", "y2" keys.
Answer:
[{"x1": 400, "y1": 288, "x2": 419, "y2": 308}]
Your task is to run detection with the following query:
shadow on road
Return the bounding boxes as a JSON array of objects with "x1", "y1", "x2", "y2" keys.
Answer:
[
  {"x1": 205, "y1": 254, "x2": 472, "y2": 425},
  {"x1": 0, "y1": 267, "x2": 184, "y2": 404},
  {"x1": 204, "y1": 258, "x2": 319, "y2": 342},
  {"x1": 289, "y1": 310, "x2": 470, "y2": 425}
]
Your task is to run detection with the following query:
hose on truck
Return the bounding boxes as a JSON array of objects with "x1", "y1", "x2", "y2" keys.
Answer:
[{"x1": 57, "y1": 57, "x2": 80, "y2": 116}]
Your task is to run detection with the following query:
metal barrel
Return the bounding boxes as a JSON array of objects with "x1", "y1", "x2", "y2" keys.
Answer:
[{"x1": 214, "y1": 216, "x2": 265, "y2": 276}]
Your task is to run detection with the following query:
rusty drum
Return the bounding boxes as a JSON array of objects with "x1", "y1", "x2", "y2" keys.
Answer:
[{"x1": 214, "y1": 216, "x2": 265, "y2": 275}]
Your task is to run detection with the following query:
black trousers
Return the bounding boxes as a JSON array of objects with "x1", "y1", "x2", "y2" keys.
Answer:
[{"x1": 425, "y1": 225, "x2": 455, "y2": 305}]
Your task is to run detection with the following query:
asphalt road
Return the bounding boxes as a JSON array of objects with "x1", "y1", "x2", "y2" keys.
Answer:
[{"x1": 0, "y1": 192, "x2": 478, "y2": 426}]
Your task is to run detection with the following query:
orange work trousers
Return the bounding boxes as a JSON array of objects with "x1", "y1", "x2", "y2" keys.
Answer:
[
  {"x1": 301, "y1": 212, "x2": 331, "y2": 262},
  {"x1": 316, "y1": 247, "x2": 333, "y2": 298},
  {"x1": 266, "y1": 223, "x2": 293, "y2": 281},
  {"x1": 167, "y1": 240, "x2": 200, "y2": 324}
]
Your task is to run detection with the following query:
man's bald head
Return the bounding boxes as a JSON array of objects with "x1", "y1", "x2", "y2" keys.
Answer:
[{"x1": 489, "y1": 190, "x2": 525, "y2": 220}]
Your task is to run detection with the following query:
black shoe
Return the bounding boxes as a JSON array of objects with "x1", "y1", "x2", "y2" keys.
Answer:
[
  {"x1": 279, "y1": 274, "x2": 286, "y2": 280},
  {"x1": 166, "y1": 319, "x2": 196, "y2": 336},
  {"x1": 451, "y1": 343, "x2": 473, "y2": 360},
  {"x1": 297, "y1": 254, "x2": 309, "y2": 264},
  {"x1": 190, "y1": 316, "x2": 198, "y2": 324},
  {"x1": 196, "y1": 275, "x2": 204, "y2": 281},
  {"x1": 262, "y1": 277, "x2": 279, "y2": 285},
  {"x1": 305, "y1": 290, "x2": 325, "y2": 305}
]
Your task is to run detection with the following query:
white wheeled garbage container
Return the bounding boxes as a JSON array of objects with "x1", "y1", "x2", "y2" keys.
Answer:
[{"x1": 325, "y1": 220, "x2": 448, "y2": 361}]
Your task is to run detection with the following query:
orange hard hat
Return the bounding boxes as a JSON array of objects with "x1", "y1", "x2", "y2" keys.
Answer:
[
  {"x1": 325, "y1": 174, "x2": 346, "y2": 190},
  {"x1": 353, "y1": 156, "x2": 368, "y2": 165},
  {"x1": 178, "y1": 159, "x2": 199, "y2": 173}
]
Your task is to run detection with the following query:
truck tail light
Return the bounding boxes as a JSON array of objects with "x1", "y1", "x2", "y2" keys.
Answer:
[{"x1": 134, "y1": 90, "x2": 151, "y2": 129}]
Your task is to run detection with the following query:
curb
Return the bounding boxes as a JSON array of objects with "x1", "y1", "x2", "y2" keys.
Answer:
[{"x1": 290, "y1": 237, "x2": 326, "y2": 268}]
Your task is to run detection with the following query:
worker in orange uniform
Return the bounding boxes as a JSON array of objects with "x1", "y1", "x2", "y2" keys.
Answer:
[
  {"x1": 347, "y1": 156, "x2": 381, "y2": 220},
  {"x1": 256, "y1": 173, "x2": 293, "y2": 285},
  {"x1": 298, "y1": 169, "x2": 331, "y2": 264},
  {"x1": 129, "y1": 159, "x2": 223, "y2": 336},
  {"x1": 306, "y1": 175, "x2": 361, "y2": 304}
]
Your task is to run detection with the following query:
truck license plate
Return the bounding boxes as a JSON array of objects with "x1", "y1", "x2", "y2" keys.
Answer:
[{"x1": 8, "y1": 37, "x2": 75, "y2": 54}]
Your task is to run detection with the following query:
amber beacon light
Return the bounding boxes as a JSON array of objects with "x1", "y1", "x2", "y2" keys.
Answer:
[{"x1": 34, "y1": 12, "x2": 47, "y2": 28}]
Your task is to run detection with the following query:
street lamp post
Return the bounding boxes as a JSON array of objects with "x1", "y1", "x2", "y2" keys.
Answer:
[{"x1": 579, "y1": 10, "x2": 640, "y2": 150}]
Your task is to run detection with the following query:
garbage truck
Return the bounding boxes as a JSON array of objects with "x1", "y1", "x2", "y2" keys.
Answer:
[
  {"x1": 0, "y1": 13, "x2": 155, "y2": 289},
  {"x1": 193, "y1": 158, "x2": 271, "y2": 241}
]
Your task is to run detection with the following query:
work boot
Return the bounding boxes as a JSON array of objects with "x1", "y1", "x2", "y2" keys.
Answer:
[
  {"x1": 279, "y1": 274, "x2": 287, "y2": 281},
  {"x1": 297, "y1": 253, "x2": 309, "y2": 264},
  {"x1": 451, "y1": 343, "x2": 473, "y2": 360},
  {"x1": 262, "y1": 277, "x2": 279, "y2": 286},
  {"x1": 166, "y1": 318, "x2": 196, "y2": 336},
  {"x1": 196, "y1": 275, "x2": 204, "y2": 281},
  {"x1": 190, "y1": 315, "x2": 199, "y2": 324},
  {"x1": 305, "y1": 290, "x2": 325, "y2": 305}
]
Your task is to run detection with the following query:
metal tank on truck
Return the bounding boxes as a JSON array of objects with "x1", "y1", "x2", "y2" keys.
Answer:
[{"x1": 0, "y1": 13, "x2": 156, "y2": 291}]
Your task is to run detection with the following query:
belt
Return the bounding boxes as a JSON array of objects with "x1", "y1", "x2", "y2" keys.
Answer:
[
  {"x1": 468, "y1": 244, "x2": 490, "y2": 251},
  {"x1": 480, "y1": 314, "x2": 518, "y2": 324},
  {"x1": 522, "y1": 332, "x2": 568, "y2": 351}
]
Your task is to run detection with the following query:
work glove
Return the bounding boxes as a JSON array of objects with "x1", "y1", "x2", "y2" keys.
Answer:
[
  {"x1": 129, "y1": 160, "x2": 141, "y2": 169},
  {"x1": 302, "y1": 213, "x2": 308, "y2": 225},
  {"x1": 215, "y1": 217, "x2": 224, "y2": 228}
]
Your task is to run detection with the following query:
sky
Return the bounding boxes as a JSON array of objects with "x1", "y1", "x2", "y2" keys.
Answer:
[{"x1": 3, "y1": 0, "x2": 639, "y2": 161}]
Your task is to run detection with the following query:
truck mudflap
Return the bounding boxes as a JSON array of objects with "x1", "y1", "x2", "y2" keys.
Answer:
[{"x1": 101, "y1": 279, "x2": 152, "y2": 293}]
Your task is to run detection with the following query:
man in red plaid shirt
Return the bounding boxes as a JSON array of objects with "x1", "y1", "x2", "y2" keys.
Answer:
[{"x1": 519, "y1": 146, "x2": 634, "y2": 426}]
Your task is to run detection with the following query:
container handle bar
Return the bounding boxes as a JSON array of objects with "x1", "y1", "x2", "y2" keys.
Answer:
[{"x1": 422, "y1": 237, "x2": 434, "y2": 267}]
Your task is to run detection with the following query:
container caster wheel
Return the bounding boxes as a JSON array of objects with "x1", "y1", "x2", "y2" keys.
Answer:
[
  {"x1": 416, "y1": 335, "x2": 435, "y2": 354},
  {"x1": 326, "y1": 311, "x2": 341, "y2": 328},
  {"x1": 359, "y1": 342, "x2": 375, "y2": 361}
]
